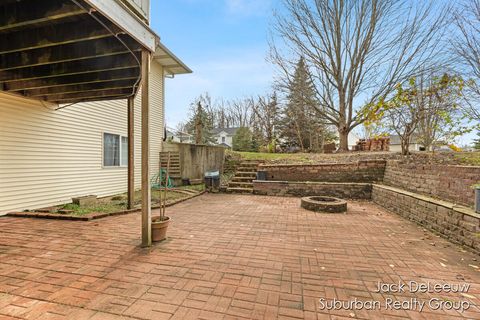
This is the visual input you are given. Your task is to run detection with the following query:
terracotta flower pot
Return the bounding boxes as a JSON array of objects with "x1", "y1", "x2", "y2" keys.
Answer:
[{"x1": 151, "y1": 216, "x2": 170, "y2": 242}]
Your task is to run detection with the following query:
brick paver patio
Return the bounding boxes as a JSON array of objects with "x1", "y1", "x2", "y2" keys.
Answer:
[{"x1": 0, "y1": 194, "x2": 479, "y2": 320}]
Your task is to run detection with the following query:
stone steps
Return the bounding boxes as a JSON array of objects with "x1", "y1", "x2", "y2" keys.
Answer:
[
  {"x1": 228, "y1": 181, "x2": 253, "y2": 188},
  {"x1": 232, "y1": 176, "x2": 255, "y2": 182},
  {"x1": 226, "y1": 161, "x2": 261, "y2": 194},
  {"x1": 235, "y1": 172, "x2": 257, "y2": 178}
]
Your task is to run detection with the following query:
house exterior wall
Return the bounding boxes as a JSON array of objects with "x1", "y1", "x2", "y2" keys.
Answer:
[
  {"x1": 0, "y1": 61, "x2": 165, "y2": 214},
  {"x1": 215, "y1": 132, "x2": 232, "y2": 147},
  {"x1": 122, "y1": 0, "x2": 150, "y2": 20},
  {"x1": 389, "y1": 143, "x2": 421, "y2": 153}
]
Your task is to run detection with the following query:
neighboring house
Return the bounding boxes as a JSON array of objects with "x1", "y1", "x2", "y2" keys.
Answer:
[
  {"x1": 166, "y1": 129, "x2": 194, "y2": 144},
  {"x1": 212, "y1": 127, "x2": 241, "y2": 148},
  {"x1": 389, "y1": 135, "x2": 424, "y2": 152},
  {"x1": 348, "y1": 131, "x2": 363, "y2": 151},
  {"x1": 0, "y1": 0, "x2": 191, "y2": 214}
]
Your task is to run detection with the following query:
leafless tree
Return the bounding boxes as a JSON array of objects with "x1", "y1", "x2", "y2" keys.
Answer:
[
  {"x1": 252, "y1": 93, "x2": 279, "y2": 149},
  {"x1": 453, "y1": 0, "x2": 480, "y2": 121},
  {"x1": 228, "y1": 98, "x2": 254, "y2": 128},
  {"x1": 270, "y1": 0, "x2": 450, "y2": 151}
]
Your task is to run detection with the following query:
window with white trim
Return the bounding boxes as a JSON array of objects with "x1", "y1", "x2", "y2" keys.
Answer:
[{"x1": 103, "y1": 133, "x2": 128, "y2": 167}]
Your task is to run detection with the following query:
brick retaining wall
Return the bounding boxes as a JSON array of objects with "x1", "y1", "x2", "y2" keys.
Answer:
[
  {"x1": 384, "y1": 161, "x2": 480, "y2": 207},
  {"x1": 253, "y1": 181, "x2": 372, "y2": 199},
  {"x1": 259, "y1": 160, "x2": 386, "y2": 183},
  {"x1": 372, "y1": 184, "x2": 480, "y2": 254}
]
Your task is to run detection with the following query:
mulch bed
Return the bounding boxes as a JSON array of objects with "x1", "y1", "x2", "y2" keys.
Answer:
[{"x1": 6, "y1": 191, "x2": 206, "y2": 221}]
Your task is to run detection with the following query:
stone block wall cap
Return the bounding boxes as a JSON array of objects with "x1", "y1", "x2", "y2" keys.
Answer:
[
  {"x1": 453, "y1": 206, "x2": 480, "y2": 219},
  {"x1": 258, "y1": 160, "x2": 386, "y2": 168},
  {"x1": 254, "y1": 180, "x2": 371, "y2": 186},
  {"x1": 373, "y1": 184, "x2": 479, "y2": 220}
]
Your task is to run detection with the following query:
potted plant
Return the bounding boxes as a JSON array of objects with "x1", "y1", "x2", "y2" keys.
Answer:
[
  {"x1": 152, "y1": 152, "x2": 171, "y2": 242},
  {"x1": 474, "y1": 184, "x2": 480, "y2": 214}
]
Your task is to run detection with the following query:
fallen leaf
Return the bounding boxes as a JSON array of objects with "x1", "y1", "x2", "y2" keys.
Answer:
[{"x1": 461, "y1": 293, "x2": 476, "y2": 299}]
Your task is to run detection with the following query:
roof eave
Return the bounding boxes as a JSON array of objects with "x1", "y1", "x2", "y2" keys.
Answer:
[{"x1": 153, "y1": 42, "x2": 192, "y2": 75}]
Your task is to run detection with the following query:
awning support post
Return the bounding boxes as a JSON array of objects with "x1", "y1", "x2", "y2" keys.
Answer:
[
  {"x1": 127, "y1": 96, "x2": 135, "y2": 210},
  {"x1": 141, "y1": 50, "x2": 151, "y2": 247}
]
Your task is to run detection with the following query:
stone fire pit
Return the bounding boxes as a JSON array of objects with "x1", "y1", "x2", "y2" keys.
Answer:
[{"x1": 301, "y1": 196, "x2": 347, "y2": 213}]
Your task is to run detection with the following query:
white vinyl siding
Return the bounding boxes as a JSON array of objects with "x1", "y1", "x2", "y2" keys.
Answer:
[{"x1": 0, "y1": 61, "x2": 165, "y2": 214}]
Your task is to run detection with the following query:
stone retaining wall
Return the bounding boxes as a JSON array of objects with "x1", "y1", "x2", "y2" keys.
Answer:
[
  {"x1": 384, "y1": 161, "x2": 480, "y2": 207},
  {"x1": 372, "y1": 184, "x2": 480, "y2": 254},
  {"x1": 253, "y1": 181, "x2": 372, "y2": 199},
  {"x1": 259, "y1": 160, "x2": 386, "y2": 183}
]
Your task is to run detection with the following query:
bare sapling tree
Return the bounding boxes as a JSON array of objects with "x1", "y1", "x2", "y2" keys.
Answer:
[
  {"x1": 416, "y1": 74, "x2": 468, "y2": 151},
  {"x1": 453, "y1": 0, "x2": 480, "y2": 122},
  {"x1": 270, "y1": 0, "x2": 450, "y2": 151},
  {"x1": 252, "y1": 93, "x2": 280, "y2": 152},
  {"x1": 384, "y1": 80, "x2": 420, "y2": 155}
]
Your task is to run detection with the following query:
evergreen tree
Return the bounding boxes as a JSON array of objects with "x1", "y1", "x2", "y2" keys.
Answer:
[
  {"x1": 185, "y1": 95, "x2": 216, "y2": 145},
  {"x1": 278, "y1": 57, "x2": 335, "y2": 152},
  {"x1": 232, "y1": 127, "x2": 256, "y2": 152}
]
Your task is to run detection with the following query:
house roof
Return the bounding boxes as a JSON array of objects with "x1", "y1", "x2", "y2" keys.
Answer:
[
  {"x1": 218, "y1": 143, "x2": 231, "y2": 148},
  {"x1": 154, "y1": 42, "x2": 192, "y2": 75},
  {"x1": 212, "y1": 127, "x2": 241, "y2": 136}
]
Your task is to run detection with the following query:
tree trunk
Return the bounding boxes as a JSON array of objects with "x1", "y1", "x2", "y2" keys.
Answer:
[
  {"x1": 337, "y1": 124, "x2": 349, "y2": 152},
  {"x1": 401, "y1": 136, "x2": 410, "y2": 155}
]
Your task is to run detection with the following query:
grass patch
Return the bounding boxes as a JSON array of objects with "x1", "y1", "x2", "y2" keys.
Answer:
[
  {"x1": 137, "y1": 188, "x2": 196, "y2": 205},
  {"x1": 454, "y1": 152, "x2": 480, "y2": 166},
  {"x1": 235, "y1": 151, "x2": 311, "y2": 162},
  {"x1": 177, "y1": 184, "x2": 206, "y2": 192},
  {"x1": 61, "y1": 203, "x2": 124, "y2": 216}
]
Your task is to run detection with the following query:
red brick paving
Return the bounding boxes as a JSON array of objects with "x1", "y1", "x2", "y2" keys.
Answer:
[{"x1": 0, "y1": 194, "x2": 479, "y2": 319}]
